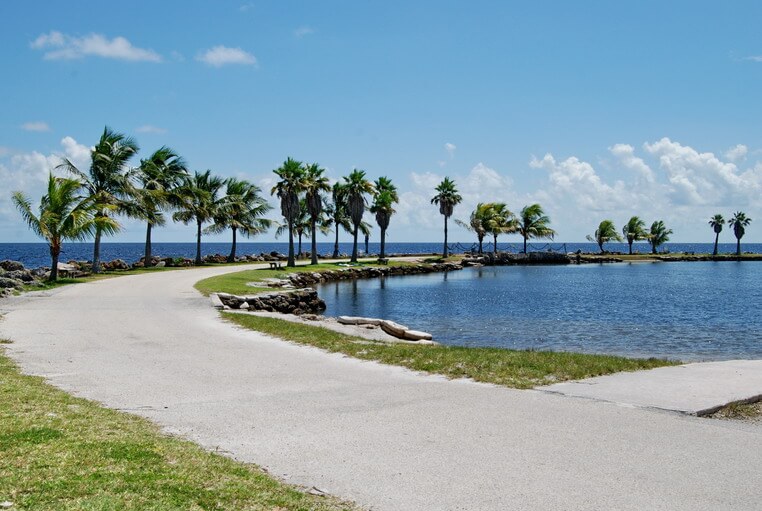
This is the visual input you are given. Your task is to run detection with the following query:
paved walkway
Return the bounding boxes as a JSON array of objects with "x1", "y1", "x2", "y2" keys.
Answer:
[{"x1": 1, "y1": 264, "x2": 761, "y2": 511}]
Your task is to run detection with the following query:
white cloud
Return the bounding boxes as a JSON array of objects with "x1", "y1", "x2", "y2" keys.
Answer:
[
  {"x1": 136, "y1": 125, "x2": 167, "y2": 135},
  {"x1": 725, "y1": 144, "x2": 748, "y2": 162},
  {"x1": 444, "y1": 142, "x2": 456, "y2": 159},
  {"x1": 294, "y1": 26, "x2": 315, "y2": 38},
  {"x1": 31, "y1": 31, "x2": 162, "y2": 62},
  {"x1": 21, "y1": 121, "x2": 50, "y2": 132},
  {"x1": 239, "y1": 2, "x2": 255, "y2": 12},
  {"x1": 743, "y1": 55, "x2": 762, "y2": 62},
  {"x1": 196, "y1": 46, "x2": 257, "y2": 67}
]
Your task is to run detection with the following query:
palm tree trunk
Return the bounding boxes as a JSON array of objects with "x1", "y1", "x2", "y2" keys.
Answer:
[
  {"x1": 310, "y1": 218, "x2": 318, "y2": 265},
  {"x1": 443, "y1": 215, "x2": 448, "y2": 258},
  {"x1": 144, "y1": 223, "x2": 153, "y2": 267},
  {"x1": 287, "y1": 220, "x2": 295, "y2": 267},
  {"x1": 713, "y1": 232, "x2": 719, "y2": 256},
  {"x1": 523, "y1": 234, "x2": 527, "y2": 254},
  {"x1": 92, "y1": 226, "x2": 102, "y2": 274},
  {"x1": 380, "y1": 227, "x2": 386, "y2": 259},
  {"x1": 333, "y1": 220, "x2": 340, "y2": 258},
  {"x1": 297, "y1": 232, "x2": 303, "y2": 259},
  {"x1": 651, "y1": 242, "x2": 657, "y2": 255},
  {"x1": 478, "y1": 235, "x2": 483, "y2": 255},
  {"x1": 49, "y1": 243, "x2": 60, "y2": 282},
  {"x1": 493, "y1": 234, "x2": 498, "y2": 254},
  {"x1": 628, "y1": 240, "x2": 633, "y2": 255},
  {"x1": 228, "y1": 227, "x2": 237, "y2": 263},
  {"x1": 351, "y1": 224, "x2": 359, "y2": 263},
  {"x1": 599, "y1": 241, "x2": 604, "y2": 254},
  {"x1": 364, "y1": 234, "x2": 369, "y2": 255},
  {"x1": 737, "y1": 237, "x2": 741, "y2": 257},
  {"x1": 195, "y1": 220, "x2": 203, "y2": 265}
]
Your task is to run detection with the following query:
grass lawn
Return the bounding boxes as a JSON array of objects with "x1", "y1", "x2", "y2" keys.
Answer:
[
  {"x1": 0, "y1": 349, "x2": 356, "y2": 511},
  {"x1": 223, "y1": 313, "x2": 677, "y2": 389}
]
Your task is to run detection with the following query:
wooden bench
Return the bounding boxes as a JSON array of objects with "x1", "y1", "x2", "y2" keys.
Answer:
[
  {"x1": 377, "y1": 258, "x2": 389, "y2": 265},
  {"x1": 269, "y1": 261, "x2": 283, "y2": 269}
]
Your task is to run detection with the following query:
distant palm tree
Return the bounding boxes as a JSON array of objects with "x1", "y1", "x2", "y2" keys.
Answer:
[
  {"x1": 206, "y1": 178, "x2": 272, "y2": 262},
  {"x1": 343, "y1": 169, "x2": 374, "y2": 262},
  {"x1": 12, "y1": 174, "x2": 103, "y2": 281},
  {"x1": 622, "y1": 216, "x2": 647, "y2": 255},
  {"x1": 132, "y1": 147, "x2": 188, "y2": 266},
  {"x1": 275, "y1": 199, "x2": 315, "y2": 258},
  {"x1": 708, "y1": 214, "x2": 725, "y2": 256},
  {"x1": 327, "y1": 182, "x2": 350, "y2": 258},
  {"x1": 304, "y1": 163, "x2": 331, "y2": 264},
  {"x1": 517, "y1": 204, "x2": 555, "y2": 254},
  {"x1": 371, "y1": 176, "x2": 399, "y2": 260},
  {"x1": 57, "y1": 126, "x2": 138, "y2": 273},
  {"x1": 729, "y1": 211, "x2": 752, "y2": 256},
  {"x1": 430, "y1": 177, "x2": 462, "y2": 257},
  {"x1": 271, "y1": 157, "x2": 306, "y2": 267},
  {"x1": 587, "y1": 220, "x2": 623, "y2": 254},
  {"x1": 485, "y1": 203, "x2": 517, "y2": 254},
  {"x1": 173, "y1": 170, "x2": 225, "y2": 265},
  {"x1": 648, "y1": 220, "x2": 673, "y2": 254},
  {"x1": 456, "y1": 202, "x2": 492, "y2": 255}
]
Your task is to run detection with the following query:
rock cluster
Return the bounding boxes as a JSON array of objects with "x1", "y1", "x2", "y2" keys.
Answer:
[
  {"x1": 0, "y1": 260, "x2": 45, "y2": 295},
  {"x1": 285, "y1": 262, "x2": 463, "y2": 287},
  {"x1": 466, "y1": 252, "x2": 571, "y2": 266},
  {"x1": 213, "y1": 289, "x2": 326, "y2": 315},
  {"x1": 338, "y1": 316, "x2": 434, "y2": 342}
]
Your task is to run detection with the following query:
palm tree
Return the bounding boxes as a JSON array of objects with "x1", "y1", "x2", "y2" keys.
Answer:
[
  {"x1": 708, "y1": 214, "x2": 725, "y2": 256},
  {"x1": 173, "y1": 170, "x2": 225, "y2": 265},
  {"x1": 304, "y1": 163, "x2": 331, "y2": 264},
  {"x1": 456, "y1": 203, "x2": 492, "y2": 255},
  {"x1": 328, "y1": 182, "x2": 350, "y2": 258},
  {"x1": 517, "y1": 204, "x2": 555, "y2": 253},
  {"x1": 430, "y1": 177, "x2": 462, "y2": 257},
  {"x1": 622, "y1": 216, "x2": 647, "y2": 255},
  {"x1": 371, "y1": 190, "x2": 397, "y2": 260},
  {"x1": 206, "y1": 178, "x2": 272, "y2": 262},
  {"x1": 275, "y1": 199, "x2": 311, "y2": 258},
  {"x1": 587, "y1": 220, "x2": 623, "y2": 253},
  {"x1": 729, "y1": 211, "x2": 752, "y2": 256},
  {"x1": 270, "y1": 157, "x2": 305, "y2": 267},
  {"x1": 648, "y1": 220, "x2": 673, "y2": 254},
  {"x1": 57, "y1": 126, "x2": 139, "y2": 273},
  {"x1": 12, "y1": 174, "x2": 104, "y2": 281},
  {"x1": 132, "y1": 147, "x2": 188, "y2": 266},
  {"x1": 485, "y1": 203, "x2": 517, "y2": 254},
  {"x1": 343, "y1": 170, "x2": 375, "y2": 263}
]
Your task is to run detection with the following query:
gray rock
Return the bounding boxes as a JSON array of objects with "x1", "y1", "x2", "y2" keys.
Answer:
[
  {"x1": 0, "y1": 277, "x2": 23, "y2": 289},
  {"x1": 0, "y1": 260, "x2": 24, "y2": 272}
]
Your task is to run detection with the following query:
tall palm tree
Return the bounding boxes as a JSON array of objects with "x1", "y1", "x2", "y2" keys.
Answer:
[
  {"x1": 622, "y1": 216, "x2": 647, "y2": 255},
  {"x1": 485, "y1": 203, "x2": 517, "y2": 254},
  {"x1": 270, "y1": 157, "x2": 305, "y2": 267},
  {"x1": 729, "y1": 211, "x2": 752, "y2": 256},
  {"x1": 133, "y1": 147, "x2": 188, "y2": 266},
  {"x1": 708, "y1": 214, "x2": 725, "y2": 256},
  {"x1": 304, "y1": 163, "x2": 331, "y2": 264},
  {"x1": 173, "y1": 170, "x2": 225, "y2": 265},
  {"x1": 12, "y1": 174, "x2": 104, "y2": 281},
  {"x1": 648, "y1": 220, "x2": 673, "y2": 254},
  {"x1": 275, "y1": 199, "x2": 312, "y2": 258},
  {"x1": 57, "y1": 126, "x2": 139, "y2": 273},
  {"x1": 587, "y1": 220, "x2": 623, "y2": 254},
  {"x1": 343, "y1": 170, "x2": 375, "y2": 263},
  {"x1": 430, "y1": 177, "x2": 462, "y2": 257},
  {"x1": 328, "y1": 182, "x2": 350, "y2": 258},
  {"x1": 456, "y1": 202, "x2": 492, "y2": 255},
  {"x1": 517, "y1": 203, "x2": 555, "y2": 254},
  {"x1": 371, "y1": 190, "x2": 398, "y2": 260},
  {"x1": 206, "y1": 178, "x2": 272, "y2": 262}
]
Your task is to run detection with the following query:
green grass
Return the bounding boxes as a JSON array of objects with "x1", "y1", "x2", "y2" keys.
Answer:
[
  {"x1": 0, "y1": 349, "x2": 356, "y2": 511},
  {"x1": 223, "y1": 313, "x2": 677, "y2": 389},
  {"x1": 709, "y1": 400, "x2": 762, "y2": 421},
  {"x1": 194, "y1": 260, "x2": 414, "y2": 297}
]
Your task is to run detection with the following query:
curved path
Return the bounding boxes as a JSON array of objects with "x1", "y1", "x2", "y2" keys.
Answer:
[{"x1": 1, "y1": 265, "x2": 760, "y2": 511}]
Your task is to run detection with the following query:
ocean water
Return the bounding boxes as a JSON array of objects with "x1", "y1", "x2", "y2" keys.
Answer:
[
  {"x1": 1, "y1": 241, "x2": 760, "y2": 268},
  {"x1": 316, "y1": 262, "x2": 762, "y2": 361}
]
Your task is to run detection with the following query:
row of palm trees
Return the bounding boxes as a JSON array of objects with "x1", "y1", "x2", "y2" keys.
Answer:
[
  {"x1": 709, "y1": 213, "x2": 753, "y2": 256},
  {"x1": 587, "y1": 217, "x2": 672, "y2": 254}
]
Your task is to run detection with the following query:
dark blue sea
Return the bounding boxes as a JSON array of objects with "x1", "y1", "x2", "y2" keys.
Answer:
[
  {"x1": 1, "y1": 241, "x2": 760, "y2": 268},
  {"x1": 316, "y1": 261, "x2": 762, "y2": 361}
]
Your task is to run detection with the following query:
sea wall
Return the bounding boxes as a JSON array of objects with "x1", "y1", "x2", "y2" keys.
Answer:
[
  {"x1": 284, "y1": 262, "x2": 463, "y2": 287},
  {"x1": 466, "y1": 252, "x2": 572, "y2": 266},
  {"x1": 213, "y1": 289, "x2": 326, "y2": 315}
]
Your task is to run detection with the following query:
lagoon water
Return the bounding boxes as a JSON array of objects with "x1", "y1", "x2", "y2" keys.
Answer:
[{"x1": 316, "y1": 262, "x2": 762, "y2": 361}]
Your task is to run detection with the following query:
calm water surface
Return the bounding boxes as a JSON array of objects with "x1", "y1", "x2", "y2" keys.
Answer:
[{"x1": 316, "y1": 262, "x2": 762, "y2": 361}]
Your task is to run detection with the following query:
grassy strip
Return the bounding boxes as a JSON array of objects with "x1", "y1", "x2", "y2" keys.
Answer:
[
  {"x1": 0, "y1": 349, "x2": 356, "y2": 511},
  {"x1": 709, "y1": 400, "x2": 762, "y2": 421},
  {"x1": 195, "y1": 260, "x2": 413, "y2": 297},
  {"x1": 223, "y1": 313, "x2": 677, "y2": 389}
]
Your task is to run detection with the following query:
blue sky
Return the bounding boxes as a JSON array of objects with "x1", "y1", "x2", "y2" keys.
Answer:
[{"x1": 1, "y1": 0, "x2": 761, "y2": 244}]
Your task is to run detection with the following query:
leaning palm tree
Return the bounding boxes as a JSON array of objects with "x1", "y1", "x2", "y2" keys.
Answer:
[
  {"x1": 708, "y1": 214, "x2": 725, "y2": 256},
  {"x1": 57, "y1": 126, "x2": 139, "y2": 273},
  {"x1": 343, "y1": 170, "x2": 375, "y2": 263},
  {"x1": 648, "y1": 220, "x2": 673, "y2": 254},
  {"x1": 173, "y1": 170, "x2": 225, "y2": 265},
  {"x1": 206, "y1": 178, "x2": 272, "y2": 262},
  {"x1": 132, "y1": 147, "x2": 188, "y2": 266},
  {"x1": 304, "y1": 163, "x2": 331, "y2": 264},
  {"x1": 12, "y1": 174, "x2": 104, "y2": 281},
  {"x1": 371, "y1": 189, "x2": 398, "y2": 260},
  {"x1": 587, "y1": 220, "x2": 623, "y2": 254},
  {"x1": 485, "y1": 203, "x2": 517, "y2": 254},
  {"x1": 270, "y1": 157, "x2": 305, "y2": 267},
  {"x1": 622, "y1": 216, "x2": 647, "y2": 255},
  {"x1": 456, "y1": 202, "x2": 492, "y2": 255},
  {"x1": 430, "y1": 177, "x2": 462, "y2": 257},
  {"x1": 517, "y1": 203, "x2": 555, "y2": 253},
  {"x1": 729, "y1": 211, "x2": 752, "y2": 256}
]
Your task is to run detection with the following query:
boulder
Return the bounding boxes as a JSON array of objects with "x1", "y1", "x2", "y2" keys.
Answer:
[
  {"x1": 338, "y1": 316, "x2": 382, "y2": 326},
  {"x1": 380, "y1": 320, "x2": 408, "y2": 337},
  {"x1": 0, "y1": 277, "x2": 23, "y2": 289},
  {"x1": 4, "y1": 269, "x2": 35, "y2": 282},
  {"x1": 0, "y1": 260, "x2": 24, "y2": 272},
  {"x1": 402, "y1": 329, "x2": 433, "y2": 341}
]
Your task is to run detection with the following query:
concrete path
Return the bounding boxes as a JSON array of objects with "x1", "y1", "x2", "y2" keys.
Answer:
[
  {"x1": 542, "y1": 360, "x2": 762, "y2": 415},
  {"x1": 1, "y1": 264, "x2": 761, "y2": 511}
]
